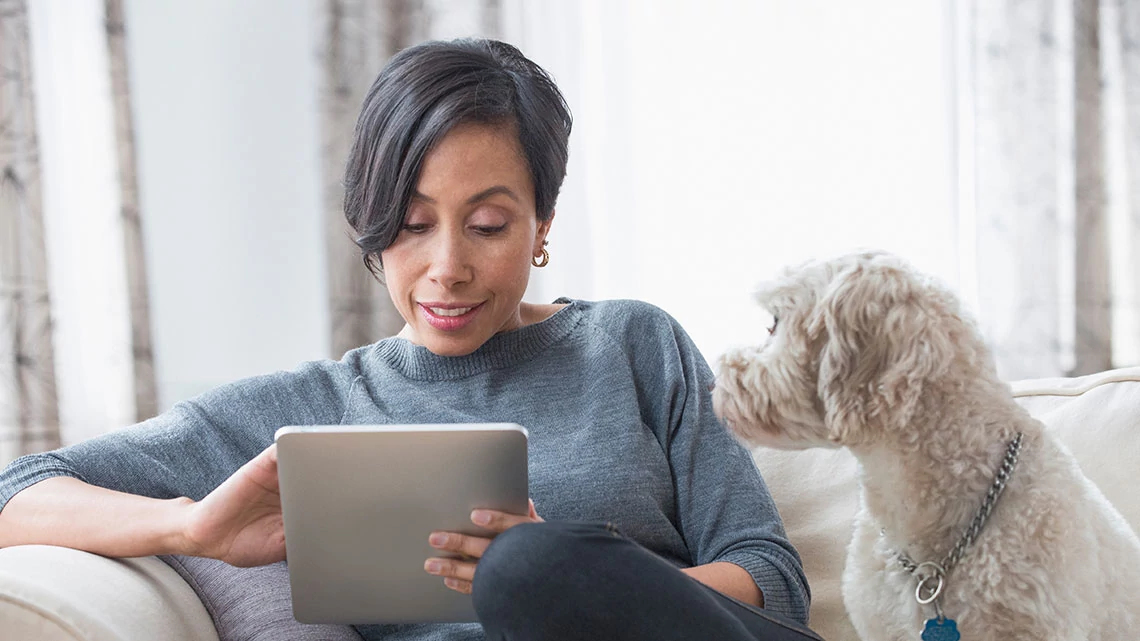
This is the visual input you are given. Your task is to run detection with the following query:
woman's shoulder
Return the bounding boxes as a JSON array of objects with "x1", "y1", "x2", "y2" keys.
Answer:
[
  {"x1": 193, "y1": 355, "x2": 362, "y2": 409},
  {"x1": 555, "y1": 298, "x2": 684, "y2": 350},
  {"x1": 558, "y1": 298, "x2": 709, "y2": 380},
  {"x1": 561, "y1": 298, "x2": 678, "y2": 330}
]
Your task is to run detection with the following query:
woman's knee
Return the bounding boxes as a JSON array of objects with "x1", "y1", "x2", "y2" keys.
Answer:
[
  {"x1": 472, "y1": 521, "x2": 617, "y2": 621},
  {"x1": 475, "y1": 522, "x2": 564, "y2": 593}
]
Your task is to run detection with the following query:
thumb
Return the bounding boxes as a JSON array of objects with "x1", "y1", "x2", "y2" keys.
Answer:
[
  {"x1": 246, "y1": 444, "x2": 279, "y2": 488},
  {"x1": 528, "y1": 499, "x2": 544, "y2": 522}
]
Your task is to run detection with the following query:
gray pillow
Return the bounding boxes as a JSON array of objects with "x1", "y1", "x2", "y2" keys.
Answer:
[{"x1": 161, "y1": 555, "x2": 364, "y2": 641}]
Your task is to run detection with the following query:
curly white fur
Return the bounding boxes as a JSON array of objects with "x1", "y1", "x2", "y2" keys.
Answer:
[{"x1": 713, "y1": 251, "x2": 1140, "y2": 640}]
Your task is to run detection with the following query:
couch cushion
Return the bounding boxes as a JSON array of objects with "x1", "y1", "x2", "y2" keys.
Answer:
[
  {"x1": 0, "y1": 545, "x2": 219, "y2": 641},
  {"x1": 752, "y1": 366, "x2": 1140, "y2": 641},
  {"x1": 161, "y1": 556, "x2": 364, "y2": 641},
  {"x1": 1009, "y1": 367, "x2": 1140, "y2": 528}
]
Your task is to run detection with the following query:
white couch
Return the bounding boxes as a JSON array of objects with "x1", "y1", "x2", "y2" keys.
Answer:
[{"x1": 0, "y1": 366, "x2": 1137, "y2": 640}]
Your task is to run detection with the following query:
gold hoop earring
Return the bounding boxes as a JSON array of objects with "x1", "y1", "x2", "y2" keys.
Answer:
[
  {"x1": 532, "y1": 247, "x2": 550, "y2": 268},
  {"x1": 532, "y1": 240, "x2": 550, "y2": 268}
]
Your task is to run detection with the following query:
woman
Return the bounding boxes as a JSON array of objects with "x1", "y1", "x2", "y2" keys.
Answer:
[{"x1": 0, "y1": 39, "x2": 819, "y2": 641}]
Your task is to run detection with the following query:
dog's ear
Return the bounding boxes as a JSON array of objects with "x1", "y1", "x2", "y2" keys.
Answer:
[{"x1": 811, "y1": 257, "x2": 957, "y2": 446}]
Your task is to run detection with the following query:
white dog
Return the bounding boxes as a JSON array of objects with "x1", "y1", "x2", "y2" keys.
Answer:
[{"x1": 713, "y1": 251, "x2": 1140, "y2": 641}]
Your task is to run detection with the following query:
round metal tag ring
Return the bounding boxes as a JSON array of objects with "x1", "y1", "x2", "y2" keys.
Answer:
[{"x1": 914, "y1": 562, "x2": 946, "y2": 605}]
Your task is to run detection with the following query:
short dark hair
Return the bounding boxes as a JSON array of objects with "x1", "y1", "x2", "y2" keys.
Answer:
[{"x1": 343, "y1": 38, "x2": 573, "y2": 275}]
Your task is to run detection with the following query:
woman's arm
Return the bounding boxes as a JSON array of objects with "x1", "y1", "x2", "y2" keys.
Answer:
[
  {"x1": 682, "y1": 562, "x2": 764, "y2": 607},
  {"x1": 0, "y1": 477, "x2": 192, "y2": 556},
  {"x1": 636, "y1": 307, "x2": 810, "y2": 621},
  {"x1": 0, "y1": 361, "x2": 350, "y2": 563},
  {"x1": 0, "y1": 444, "x2": 286, "y2": 567}
]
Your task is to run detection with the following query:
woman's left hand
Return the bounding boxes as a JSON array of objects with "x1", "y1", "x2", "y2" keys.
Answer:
[{"x1": 424, "y1": 499, "x2": 543, "y2": 594}]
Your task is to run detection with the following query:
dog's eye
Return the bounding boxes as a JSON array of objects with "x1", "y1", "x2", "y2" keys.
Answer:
[{"x1": 767, "y1": 317, "x2": 779, "y2": 335}]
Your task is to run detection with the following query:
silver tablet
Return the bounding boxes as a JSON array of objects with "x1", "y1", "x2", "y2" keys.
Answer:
[{"x1": 274, "y1": 423, "x2": 529, "y2": 624}]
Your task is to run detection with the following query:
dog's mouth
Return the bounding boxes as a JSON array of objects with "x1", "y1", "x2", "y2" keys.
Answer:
[
  {"x1": 712, "y1": 383, "x2": 773, "y2": 442},
  {"x1": 713, "y1": 368, "x2": 839, "y2": 451}
]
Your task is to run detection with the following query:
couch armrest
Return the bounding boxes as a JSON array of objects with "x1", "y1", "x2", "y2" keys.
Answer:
[{"x1": 0, "y1": 545, "x2": 218, "y2": 641}]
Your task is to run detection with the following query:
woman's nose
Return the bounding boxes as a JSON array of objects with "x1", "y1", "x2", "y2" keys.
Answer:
[{"x1": 426, "y1": 233, "x2": 473, "y2": 288}]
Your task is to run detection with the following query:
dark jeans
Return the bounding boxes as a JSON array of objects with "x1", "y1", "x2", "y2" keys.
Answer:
[{"x1": 472, "y1": 521, "x2": 824, "y2": 641}]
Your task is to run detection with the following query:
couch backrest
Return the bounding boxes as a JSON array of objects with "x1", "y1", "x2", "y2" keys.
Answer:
[{"x1": 752, "y1": 366, "x2": 1140, "y2": 641}]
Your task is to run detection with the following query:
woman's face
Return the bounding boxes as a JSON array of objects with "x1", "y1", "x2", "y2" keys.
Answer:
[{"x1": 380, "y1": 122, "x2": 551, "y2": 356}]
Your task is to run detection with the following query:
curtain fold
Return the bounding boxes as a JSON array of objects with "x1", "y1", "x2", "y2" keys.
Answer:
[
  {"x1": 105, "y1": 0, "x2": 158, "y2": 422},
  {"x1": 0, "y1": 0, "x2": 61, "y2": 465},
  {"x1": 1116, "y1": 0, "x2": 1140, "y2": 369},
  {"x1": 1072, "y1": 0, "x2": 1112, "y2": 375}
]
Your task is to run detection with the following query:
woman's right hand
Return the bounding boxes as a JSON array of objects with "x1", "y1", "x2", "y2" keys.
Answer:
[{"x1": 181, "y1": 444, "x2": 286, "y2": 567}]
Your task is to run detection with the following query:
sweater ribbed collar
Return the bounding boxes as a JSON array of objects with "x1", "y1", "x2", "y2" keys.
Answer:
[{"x1": 371, "y1": 299, "x2": 582, "y2": 381}]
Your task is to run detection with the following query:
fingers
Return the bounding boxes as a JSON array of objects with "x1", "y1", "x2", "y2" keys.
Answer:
[
  {"x1": 469, "y1": 505, "x2": 541, "y2": 532},
  {"x1": 442, "y1": 578, "x2": 471, "y2": 594},
  {"x1": 184, "y1": 445, "x2": 282, "y2": 561},
  {"x1": 424, "y1": 501, "x2": 544, "y2": 594},
  {"x1": 424, "y1": 556, "x2": 477, "y2": 594},
  {"x1": 428, "y1": 531, "x2": 491, "y2": 559}
]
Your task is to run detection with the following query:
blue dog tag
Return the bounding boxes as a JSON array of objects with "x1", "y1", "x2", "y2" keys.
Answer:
[{"x1": 921, "y1": 618, "x2": 960, "y2": 641}]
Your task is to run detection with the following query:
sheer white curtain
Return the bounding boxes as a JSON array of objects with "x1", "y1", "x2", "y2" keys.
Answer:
[
  {"x1": 29, "y1": 0, "x2": 1132, "y2": 456},
  {"x1": 511, "y1": 0, "x2": 1139, "y2": 378},
  {"x1": 961, "y1": 0, "x2": 1140, "y2": 379},
  {"x1": 509, "y1": 0, "x2": 959, "y2": 366},
  {"x1": 25, "y1": 0, "x2": 138, "y2": 448}
]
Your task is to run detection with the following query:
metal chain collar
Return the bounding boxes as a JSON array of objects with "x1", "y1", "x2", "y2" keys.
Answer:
[{"x1": 897, "y1": 432, "x2": 1025, "y2": 584}]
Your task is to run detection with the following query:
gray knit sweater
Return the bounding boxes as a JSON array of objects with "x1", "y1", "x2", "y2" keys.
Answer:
[{"x1": 0, "y1": 298, "x2": 810, "y2": 634}]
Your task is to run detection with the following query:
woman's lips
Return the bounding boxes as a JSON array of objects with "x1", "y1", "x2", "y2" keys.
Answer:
[{"x1": 419, "y1": 302, "x2": 483, "y2": 331}]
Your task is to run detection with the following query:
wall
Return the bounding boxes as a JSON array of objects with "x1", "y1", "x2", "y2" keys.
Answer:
[{"x1": 123, "y1": 0, "x2": 330, "y2": 410}]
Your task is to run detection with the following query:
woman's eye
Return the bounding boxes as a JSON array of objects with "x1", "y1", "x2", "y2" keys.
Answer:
[
  {"x1": 767, "y1": 317, "x2": 779, "y2": 335},
  {"x1": 473, "y1": 224, "x2": 507, "y2": 235},
  {"x1": 401, "y1": 223, "x2": 430, "y2": 234}
]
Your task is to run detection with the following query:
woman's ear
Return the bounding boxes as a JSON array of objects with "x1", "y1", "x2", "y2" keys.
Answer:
[
  {"x1": 813, "y1": 258, "x2": 956, "y2": 446},
  {"x1": 534, "y1": 211, "x2": 555, "y2": 253}
]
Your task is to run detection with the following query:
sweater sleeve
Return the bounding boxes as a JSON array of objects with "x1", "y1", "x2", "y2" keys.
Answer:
[
  {"x1": 634, "y1": 307, "x2": 812, "y2": 623},
  {"x1": 0, "y1": 360, "x2": 351, "y2": 514}
]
